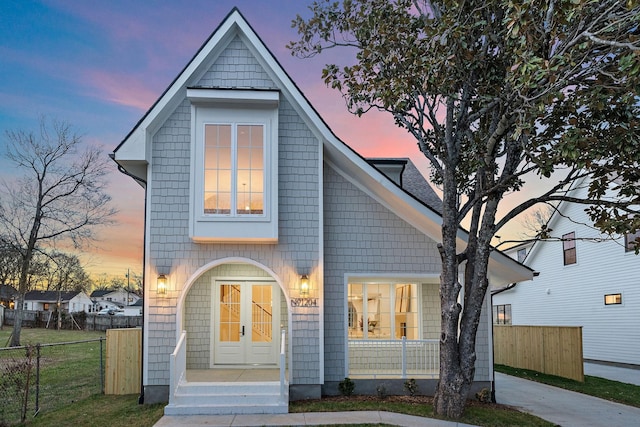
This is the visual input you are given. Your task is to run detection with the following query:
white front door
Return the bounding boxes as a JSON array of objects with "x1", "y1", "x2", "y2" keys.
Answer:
[{"x1": 213, "y1": 281, "x2": 279, "y2": 366}]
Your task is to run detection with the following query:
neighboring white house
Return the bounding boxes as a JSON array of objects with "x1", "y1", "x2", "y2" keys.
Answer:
[
  {"x1": 123, "y1": 299, "x2": 143, "y2": 316},
  {"x1": 23, "y1": 290, "x2": 94, "y2": 314},
  {"x1": 91, "y1": 288, "x2": 140, "y2": 310},
  {"x1": 493, "y1": 180, "x2": 640, "y2": 366},
  {"x1": 111, "y1": 7, "x2": 533, "y2": 415}
]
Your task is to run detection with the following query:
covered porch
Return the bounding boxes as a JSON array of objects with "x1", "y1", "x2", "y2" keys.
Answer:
[{"x1": 166, "y1": 260, "x2": 291, "y2": 415}]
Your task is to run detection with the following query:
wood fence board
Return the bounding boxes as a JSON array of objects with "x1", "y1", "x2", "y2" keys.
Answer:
[
  {"x1": 493, "y1": 325, "x2": 583, "y2": 382},
  {"x1": 105, "y1": 328, "x2": 142, "y2": 394}
]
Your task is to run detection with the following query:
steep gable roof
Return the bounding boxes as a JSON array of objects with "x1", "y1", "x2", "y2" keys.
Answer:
[{"x1": 111, "y1": 7, "x2": 533, "y2": 286}]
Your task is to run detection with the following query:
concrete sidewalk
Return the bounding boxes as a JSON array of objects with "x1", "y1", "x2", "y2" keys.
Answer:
[
  {"x1": 495, "y1": 372, "x2": 640, "y2": 427},
  {"x1": 584, "y1": 361, "x2": 640, "y2": 386},
  {"x1": 154, "y1": 411, "x2": 478, "y2": 427}
]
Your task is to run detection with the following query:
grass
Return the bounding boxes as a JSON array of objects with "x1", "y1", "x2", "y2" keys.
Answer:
[
  {"x1": 0, "y1": 328, "x2": 110, "y2": 426},
  {"x1": 495, "y1": 364, "x2": 640, "y2": 408},
  {"x1": 0, "y1": 328, "x2": 105, "y2": 348},
  {"x1": 24, "y1": 394, "x2": 164, "y2": 427},
  {"x1": 291, "y1": 395, "x2": 555, "y2": 427}
]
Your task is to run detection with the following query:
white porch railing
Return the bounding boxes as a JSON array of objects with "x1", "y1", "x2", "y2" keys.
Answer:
[
  {"x1": 279, "y1": 328, "x2": 286, "y2": 399},
  {"x1": 169, "y1": 330, "x2": 187, "y2": 404},
  {"x1": 348, "y1": 337, "x2": 439, "y2": 379}
]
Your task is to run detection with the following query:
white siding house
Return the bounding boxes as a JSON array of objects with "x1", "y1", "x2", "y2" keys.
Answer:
[
  {"x1": 23, "y1": 290, "x2": 93, "y2": 314},
  {"x1": 111, "y1": 8, "x2": 533, "y2": 415},
  {"x1": 493, "y1": 181, "x2": 640, "y2": 366}
]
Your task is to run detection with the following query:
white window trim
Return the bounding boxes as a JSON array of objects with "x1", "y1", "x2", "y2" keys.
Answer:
[{"x1": 188, "y1": 89, "x2": 279, "y2": 243}]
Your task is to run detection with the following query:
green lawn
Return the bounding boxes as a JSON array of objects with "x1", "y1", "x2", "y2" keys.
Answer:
[
  {"x1": 495, "y1": 364, "x2": 640, "y2": 408},
  {"x1": 291, "y1": 396, "x2": 555, "y2": 427},
  {"x1": 24, "y1": 394, "x2": 164, "y2": 427}
]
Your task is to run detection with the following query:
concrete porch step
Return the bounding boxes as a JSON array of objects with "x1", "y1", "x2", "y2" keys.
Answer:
[{"x1": 165, "y1": 381, "x2": 288, "y2": 415}]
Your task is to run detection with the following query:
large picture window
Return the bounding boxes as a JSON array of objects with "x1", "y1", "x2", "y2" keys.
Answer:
[
  {"x1": 348, "y1": 282, "x2": 419, "y2": 340},
  {"x1": 204, "y1": 123, "x2": 264, "y2": 216}
]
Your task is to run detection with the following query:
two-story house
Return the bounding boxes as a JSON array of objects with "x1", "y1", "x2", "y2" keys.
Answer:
[{"x1": 111, "y1": 8, "x2": 532, "y2": 415}]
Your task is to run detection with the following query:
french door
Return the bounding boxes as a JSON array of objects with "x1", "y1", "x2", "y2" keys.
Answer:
[{"x1": 213, "y1": 281, "x2": 278, "y2": 365}]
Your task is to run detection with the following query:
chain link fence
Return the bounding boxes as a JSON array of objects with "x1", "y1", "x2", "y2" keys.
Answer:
[{"x1": 0, "y1": 338, "x2": 105, "y2": 426}]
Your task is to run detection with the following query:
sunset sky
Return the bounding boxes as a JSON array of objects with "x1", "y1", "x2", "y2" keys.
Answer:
[{"x1": 0, "y1": 1, "x2": 534, "y2": 279}]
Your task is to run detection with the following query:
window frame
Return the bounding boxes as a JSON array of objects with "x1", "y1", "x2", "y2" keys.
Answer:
[
  {"x1": 187, "y1": 89, "x2": 279, "y2": 242},
  {"x1": 347, "y1": 281, "x2": 422, "y2": 341},
  {"x1": 604, "y1": 293, "x2": 622, "y2": 305},
  {"x1": 624, "y1": 231, "x2": 640, "y2": 253},
  {"x1": 562, "y1": 231, "x2": 576, "y2": 265},
  {"x1": 493, "y1": 304, "x2": 512, "y2": 325},
  {"x1": 203, "y1": 122, "x2": 266, "y2": 217}
]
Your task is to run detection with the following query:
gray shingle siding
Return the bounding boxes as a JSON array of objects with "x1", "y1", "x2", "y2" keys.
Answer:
[
  {"x1": 323, "y1": 164, "x2": 443, "y2": 382},
  {"x1": 145, "y1": 38, "x2": 320, "y2": 386}
]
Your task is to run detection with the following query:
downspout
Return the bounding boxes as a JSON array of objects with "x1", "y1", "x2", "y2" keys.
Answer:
[{"x1": 109, "y1": 154, "x2": 148, "y2": 404}]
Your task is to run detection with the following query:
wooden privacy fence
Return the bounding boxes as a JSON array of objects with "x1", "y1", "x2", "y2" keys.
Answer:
[
  {"x1": 105, "y1": 328, "x2": 142, "y2": 394},
  {"x1": 493, "y1": 325, "x2": 584, "y2": 382}
]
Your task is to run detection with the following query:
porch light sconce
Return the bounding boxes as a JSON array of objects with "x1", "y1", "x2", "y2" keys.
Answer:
[
  {"x1": 292, "y1": 274, "x2": 317, "y2": 307},
  {"x1": 157, "y1": 274, "x2": 168, "y2": 296}
]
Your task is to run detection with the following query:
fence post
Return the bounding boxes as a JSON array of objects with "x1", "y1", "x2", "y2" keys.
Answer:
[
  {"x1": 100, "y1": 337, "x2": 104, "y2": 393},
  {"x1": 401, "y1": 336, "x2": 407, "y2": 379},
  {"x1": 35, "y1": 344, "x2": 40, "y2": 416}
]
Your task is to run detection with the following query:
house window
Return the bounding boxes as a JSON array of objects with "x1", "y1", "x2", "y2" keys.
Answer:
[
  {"x1": 188, "y1": 89, "x2": 279, "y2": 242},
  {"x1": 43, "y1": 303, "x2": 50, "y2": 311},
  {"x1": 604, "y1": 293, "x2": 622, "y2": 305},
  {"x1": 625, "y1": 231, "x2": 640, "y2": 252},
  {"x1": 348, "y1": 282, "x2": 419, "y2": 340},
  {"x1": 493, "y1": 304, "x2": 512, "y2": 325},
  {"x1": 517, "y1": 248, "x2": 527, "y2": 263},
  {"x1": 562, "y1": 232, "x2": 576, "y2": 265},
  {"x1": 204, "y1": 124, "x2": 264, "y2": 215}
]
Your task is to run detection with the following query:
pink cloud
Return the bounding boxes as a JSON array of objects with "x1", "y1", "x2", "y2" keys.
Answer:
[{"x1": 84, "y1": 69, "x2": 157, "y2": 111}]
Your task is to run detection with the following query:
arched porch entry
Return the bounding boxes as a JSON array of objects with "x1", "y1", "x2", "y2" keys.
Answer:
[{"x1": 176, "y1": 258, "x2": 290, "y2": 372}]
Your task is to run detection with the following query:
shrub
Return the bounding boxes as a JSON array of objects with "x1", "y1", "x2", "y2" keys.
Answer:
[
  {"x1": 475, "y1": 387, "x2": 491, "y2": 403},
  {"x1": 338, "y1": 377, "x2": 355, "y2": 396},
  {"x1": 376, "y1": 382, "x2": 387, "y2": 400},
  {"x1": 403, "y1": 378, "x2": 419, "y2": 396}
]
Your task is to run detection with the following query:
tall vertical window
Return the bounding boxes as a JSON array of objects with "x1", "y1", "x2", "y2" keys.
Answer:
[
  {"x1": 204, "y1": 124, "x2": 264, "y2": 216},
  {"x1": 189, "y1": 90, "x2": 279, "y2": 242},
  {"x1": 562, "y1": 232, "x2": 576, "y2": 265},
  {"x1": 624, "y1": 230, "x2": 640, "y2": 253},
  {"x1": 517, "y1": 248, "x2": 527, "y2": 263}
]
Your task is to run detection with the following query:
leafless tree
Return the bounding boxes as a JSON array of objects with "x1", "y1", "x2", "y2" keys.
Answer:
[{"x1": 0, "y1": 117, "x2": 116, "y2": 346}]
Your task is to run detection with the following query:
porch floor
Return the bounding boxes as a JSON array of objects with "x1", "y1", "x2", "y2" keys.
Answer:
[{"x1": 186, "y1": 368, "x2": 281, "y2": 382}]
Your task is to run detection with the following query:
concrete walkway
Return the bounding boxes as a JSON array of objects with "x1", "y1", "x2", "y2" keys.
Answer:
[
  {"x1": 495, "y1": 372, "x2": 640, "y2": 427},
  {"x1": 584, "y1": 361, "x2": 640, "y2": 386},
  {"x1": 154, "y1": 411, "x2": 478, "y2": 427}
]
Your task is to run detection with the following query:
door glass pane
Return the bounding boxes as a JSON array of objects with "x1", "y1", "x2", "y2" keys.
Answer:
[
  {"x1": 251, "y1": 284, "x2": 272, "y2": 343},
  {"x1": 219, "y1": 284, "x2": 241, "y2": 342}
]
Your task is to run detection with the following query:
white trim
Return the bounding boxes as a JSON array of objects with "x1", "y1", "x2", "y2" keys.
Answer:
[
  {"x1": 318, "y1": 136, "x2": 325, "y2": 383},
  {"x1": 187, "y1": 88, "x2": 279, "y2": 105},
  {"x1": 189, "y1": 106, "x2": 279, "y2": 242},
  {"x1": 175, "y1": 257, "x2": 290, "y2": 340},
  {"x1": 210, "y1": 278, "x2": 280, "y2": 367}
]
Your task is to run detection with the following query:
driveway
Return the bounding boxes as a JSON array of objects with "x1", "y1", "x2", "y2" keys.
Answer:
[{"x1": 495, "y1": 372, "x2": 640, "y2": 427}]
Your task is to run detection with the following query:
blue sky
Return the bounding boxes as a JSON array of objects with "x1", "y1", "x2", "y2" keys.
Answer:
[{"x1": 0, "y1": 0, "x2": 427, "y2": 277}]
